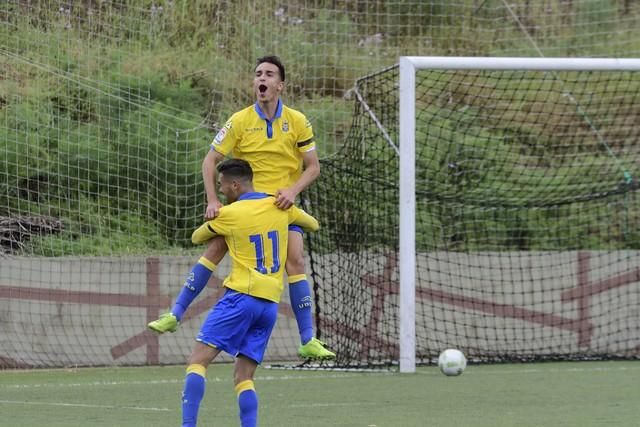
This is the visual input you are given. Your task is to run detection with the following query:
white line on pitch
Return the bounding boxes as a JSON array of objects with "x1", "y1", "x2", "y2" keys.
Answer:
[
  {"x1": 0, "y1": 399, "x2": 170, "y2": 412},
  {"x1": 0, "y1": 373, "x2": 365, "y2": 390},
  {"x1": 285, "y1": 402, "x2": 379, "y2": 408},
  {"x1": 418, "y1": 363, "x2": 640, "y2": 376},
  {"x1": 0, "y1": 378, "x2": 183, "y2": 389}
]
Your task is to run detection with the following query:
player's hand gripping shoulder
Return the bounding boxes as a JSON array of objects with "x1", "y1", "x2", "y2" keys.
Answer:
[
  {"x1": 275, "y1": 188, "x2": 297, "y2": 209},
  {"x1": 289, "y1": 206, "x2": 319, "y2": 232},
  {"x1": 205, "y1": 199, "x2": 223, "y2": 220}
]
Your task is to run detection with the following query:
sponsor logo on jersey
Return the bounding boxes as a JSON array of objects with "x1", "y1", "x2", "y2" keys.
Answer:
[{"x1": 214, "y1": 127, "x2": 227, "y2": 145}]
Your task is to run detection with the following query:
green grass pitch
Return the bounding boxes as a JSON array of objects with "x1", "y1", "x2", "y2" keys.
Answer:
[{"x1": 0, "y1": 361, "x2": 637, "y2": 426}]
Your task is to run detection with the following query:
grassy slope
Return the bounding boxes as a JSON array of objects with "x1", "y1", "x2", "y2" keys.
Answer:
[{"x1": 2, "y1": 1, "x2": 640, "y2": 255}]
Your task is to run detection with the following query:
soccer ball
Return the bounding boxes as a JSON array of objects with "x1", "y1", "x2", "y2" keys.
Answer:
[{"x1": 437, "y1": 349, "x2": 467, "y2": 376}]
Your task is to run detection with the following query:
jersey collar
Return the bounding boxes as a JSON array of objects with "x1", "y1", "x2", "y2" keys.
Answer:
[
  {"x1": 238, "y1": 191, "x2": 270, "y2": 201},
  {"x1": 254, "y1": 99, "x2": 283, "y2": 121}
]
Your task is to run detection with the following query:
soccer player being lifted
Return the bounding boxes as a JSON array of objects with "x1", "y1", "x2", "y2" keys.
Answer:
[
  {"x1": 181, "y1": 159, "x2": 320, "y2": 427},
  {"x1": 148, "y1": 55, "x2": 335, "y2": 360}
]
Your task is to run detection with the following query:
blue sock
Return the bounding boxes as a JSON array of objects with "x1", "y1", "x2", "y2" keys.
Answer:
[
  {"x1": 182, "y1": 364, "x2": 206, "y2": 427},
  {"x1": 172, "y1": 257, "x2": 216, "y2": 321},
  {"x1": 236, "y1": 380, "x2": 258, "y2": 427},
  {"x1": 288, "y1": 275, "x2": 313, "y2": 344}
]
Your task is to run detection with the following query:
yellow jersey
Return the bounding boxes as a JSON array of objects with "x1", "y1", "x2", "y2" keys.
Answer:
[
  {"x1": 191, "y1": 192, "x2": 319, "y2": 303},
  {"x1": 210, "y1": 100, "x2": 316, "y2": 194}
]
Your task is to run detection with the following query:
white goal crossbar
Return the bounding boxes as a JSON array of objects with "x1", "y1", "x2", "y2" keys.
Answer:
[{"x1": 398, "y1": 56, "x2": 640, "y2": 373}]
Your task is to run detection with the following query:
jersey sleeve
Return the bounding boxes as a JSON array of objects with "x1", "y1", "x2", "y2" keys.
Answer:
[
  {"x1": 209, "y1": 116, "x2": 239, "y2": 156},
  {"x1": 296, "y1": 114, "x2": 316, "y2": 153},
  {"x1": 191, "y1": 209, "x2": 232, "y2": 244},
  {"x1": 288, "y1": 206, "x2": 319, "y2": 232}
]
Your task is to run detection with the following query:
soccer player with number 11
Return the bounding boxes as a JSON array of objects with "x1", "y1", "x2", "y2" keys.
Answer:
[{"x1": 181, "y1": 158, "x2": 320, "y2": 427}]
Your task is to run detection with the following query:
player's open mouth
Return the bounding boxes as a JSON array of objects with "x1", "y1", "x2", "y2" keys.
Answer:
[{"x1": 258, "y1": 84, "x2": 268, "y2": 93}]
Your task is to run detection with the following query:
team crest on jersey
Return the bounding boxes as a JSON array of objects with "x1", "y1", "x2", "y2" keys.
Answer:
[
  {"x1": 282, "y1": 120, "x2": 289, "y2": 132},
  {"x1": 214, "y1": 127, "x2": 227, "y2": 145}
]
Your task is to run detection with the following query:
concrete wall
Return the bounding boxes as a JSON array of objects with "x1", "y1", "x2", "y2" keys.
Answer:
[
  {"x1": 0, "y1": 256, "x2": 301, "y2": 367},
  {"x1": 1, "y1": 251, "x2": 638, "y2": 367}
]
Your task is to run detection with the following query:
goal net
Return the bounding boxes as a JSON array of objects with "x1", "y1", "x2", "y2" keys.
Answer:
[{"x1": 306, "y1": 57, "x2": 640, "y2": 371}]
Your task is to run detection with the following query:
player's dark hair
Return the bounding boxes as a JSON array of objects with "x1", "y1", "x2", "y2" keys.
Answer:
[
  {"x1": 217, "y1": 158, "x2": 253, "y2": 182},
  {"x1": 256, "y1": 55, "x2": 285, "y2": 81}
]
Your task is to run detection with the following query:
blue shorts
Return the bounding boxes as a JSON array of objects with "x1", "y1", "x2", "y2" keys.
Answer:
[
  {"x1": 288, "y1": 224, "x2": 303, "y2": 234},
  {"x1": 196, "y1": 289, "x2": 278, "y2": 364}
]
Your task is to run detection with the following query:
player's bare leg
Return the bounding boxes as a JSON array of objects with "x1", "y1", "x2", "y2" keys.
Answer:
[{"x1": 287, "y1": 229, "x2": 335, "y2": 360}]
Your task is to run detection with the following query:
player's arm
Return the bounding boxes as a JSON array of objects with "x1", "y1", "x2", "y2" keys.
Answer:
[
  {"x1": 202, "y1": 148, "x2": 226, "y2": 219},
  {"x1": 203, "y1": 118, "x2": 237, "y2": 219},
  {"x1": 191, "y1": 220, "x2": 219, "y2": 244},
  {"x1": 288, "y1": 205, "x2": 320, "y2": 232},
  {"x1": 275, "y1": 149, "x2": 320, "y2": 209},
  {"x1": 192, "y1": 206, "x2": 231, "y2": 244}
]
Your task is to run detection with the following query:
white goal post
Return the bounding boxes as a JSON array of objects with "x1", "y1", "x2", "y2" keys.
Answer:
[{"x1": 398, "y1": 56, "x2": 640, "y2": 373}]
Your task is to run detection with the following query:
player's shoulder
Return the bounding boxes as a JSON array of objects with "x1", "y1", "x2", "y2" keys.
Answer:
[
  {"x1": 282, "y1": 104, "x2": 309, "y2": 124},
  {"x1": 221, "y1": 194, "x2": 278, "y2": 213},
  {"x1": 213, "y1": 202, "x2": 243, "y2": 226},
  {"x1": 217, "y1": 201, "x2": 242, "y2": 216},
  {"x1": 228, "y1": 105, "x2": 255, "y2": 122}
]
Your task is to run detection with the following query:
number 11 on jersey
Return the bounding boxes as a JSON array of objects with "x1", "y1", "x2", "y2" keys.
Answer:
[{"x1": 249, "y1": 230, "x2": 280, "y2": 274}]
